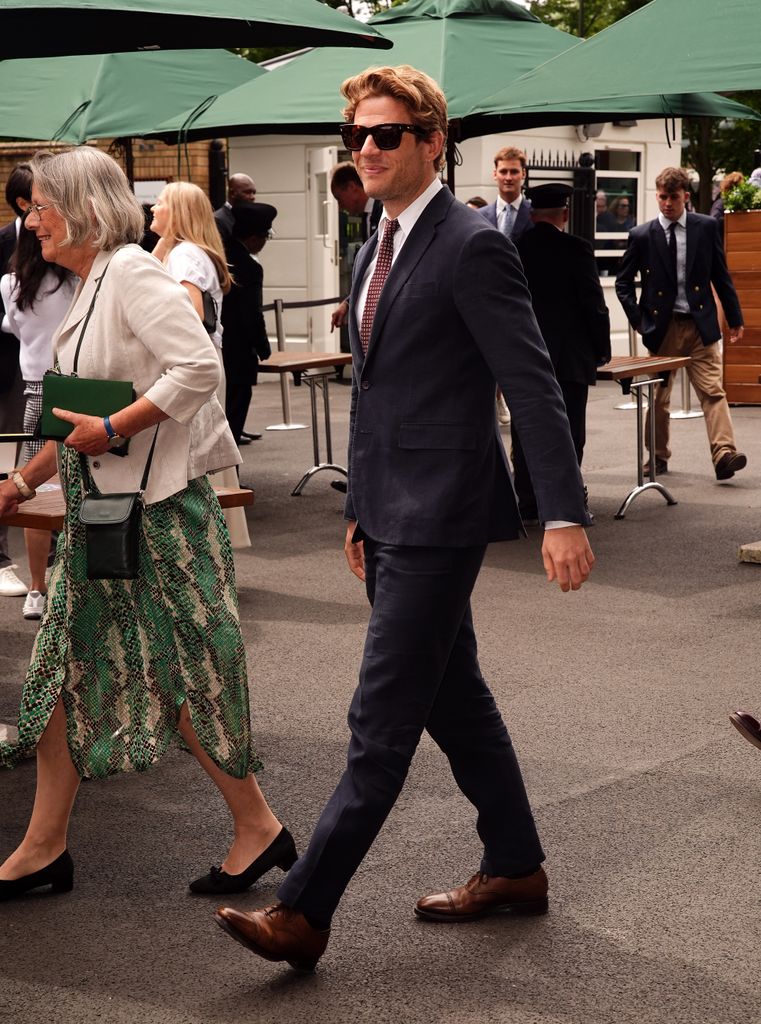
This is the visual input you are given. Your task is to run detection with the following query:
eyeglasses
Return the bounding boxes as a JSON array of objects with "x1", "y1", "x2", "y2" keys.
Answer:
[
  {"x1": 25, "y1": 202, "x2": 54, "y2": 219},
  {"x1": 339, "y1": 122, "x2": 426, "y2": 152}
]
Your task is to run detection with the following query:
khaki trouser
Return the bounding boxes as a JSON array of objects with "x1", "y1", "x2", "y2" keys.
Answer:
[{"x1": 645, "y1": 317, "x2": 736, "y2": 466}]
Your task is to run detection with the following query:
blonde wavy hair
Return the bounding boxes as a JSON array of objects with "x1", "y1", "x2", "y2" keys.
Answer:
[
  {"x1": 155, "y1": 181, "x2": 231, "y2": 293},
  {"x1": 341, "y1": 65, "x2": 448, "y2": 173}
]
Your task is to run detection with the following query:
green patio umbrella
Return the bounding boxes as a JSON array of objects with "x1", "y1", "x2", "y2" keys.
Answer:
[
  {"x1": 0, "y1": 49, "x2": 264, "y2": 143},
  {"x1": 151, "y1": 0, "x2": 581, "y2": 142},
  {"x1": 471, "y1": 0, "x2": 761, "y2": 117},
  {"x1": 150, "y1": 0, "x2": 759, "y2": 189},
  {"x1": 0, "y1": 0, "x2": 392, "y2": 59}
]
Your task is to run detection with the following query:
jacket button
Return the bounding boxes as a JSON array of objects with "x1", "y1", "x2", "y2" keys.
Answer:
[
  {"x1": 699, "y1": 304, "x2": 703, "y2": 310},
  {"x1": 361, "y1": 380, "x2": 370, "y2": 390},
  {"x1": 657, "y1": 290, "x2": 663, "y2": 296},
  {"x1": 92, "y1": 460, "x2": 101, "y2": 469},
  {"x1": 694, "y1": 286, "x2": 700, "y2": 292},
  {"x1": 653, "y1": 309, "x2": 658, "y2": 315}
]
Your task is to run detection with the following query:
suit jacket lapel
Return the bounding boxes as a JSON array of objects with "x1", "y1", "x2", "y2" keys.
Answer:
[
  {"x1": 364, "y1": 188, "x2": 453, "y2": 361},
  {"x1": 685, "y1": 213, "x2": 698, "y2": 280},
  {"x1": 650, "y1": 219, "x2": 675, "y2": 284},
  {"x1": 56, "y1": 246, "x2": 116, "y2": 340}
]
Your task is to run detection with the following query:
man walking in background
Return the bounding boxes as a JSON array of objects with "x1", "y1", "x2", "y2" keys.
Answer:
[{"x1": 616, "y1": 166, "x2": 745, "y2": 480}]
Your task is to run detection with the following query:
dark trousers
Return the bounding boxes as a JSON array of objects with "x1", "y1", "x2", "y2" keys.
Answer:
[
  {"x1": 223, "y1": 360, "x2": 253, "y2": 446},
  {"x1": 277, "y1": 536, "x2": 544, "y2": 922},
  {"x1": 512, "y1": 380, "x2": 588, "y2": 516}
]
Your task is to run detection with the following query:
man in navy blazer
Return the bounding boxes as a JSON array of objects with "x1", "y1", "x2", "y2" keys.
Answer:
[
  {"x1": 616, "y1": 166, "x2": 745, "y2": 480},
  {"x1": 215, "y1": 66, "x2": 594, "y2": 972},
  {"x1": 479, "y1": 145, "x2": 533, "y2": 242}
]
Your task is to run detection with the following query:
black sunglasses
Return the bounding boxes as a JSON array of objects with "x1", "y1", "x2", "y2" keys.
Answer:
[{"x1": 339, "y1": 122, "x2": 427, "y2": 152}]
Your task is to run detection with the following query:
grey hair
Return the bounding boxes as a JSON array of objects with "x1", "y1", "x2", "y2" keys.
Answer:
[{"x1": 30, "y1": 146, "x2": 144, "y2": 251}]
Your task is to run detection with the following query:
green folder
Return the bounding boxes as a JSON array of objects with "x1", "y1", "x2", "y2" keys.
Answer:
[{"x1": 41, "y1": 371, "x2": 134, "y2": 441}]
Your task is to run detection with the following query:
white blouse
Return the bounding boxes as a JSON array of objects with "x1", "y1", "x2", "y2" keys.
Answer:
[{"x1": 164, "y1": 242, "x2": 224, "y2": 350}]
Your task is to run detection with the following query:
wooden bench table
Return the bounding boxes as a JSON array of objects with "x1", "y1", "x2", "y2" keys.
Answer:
[
  {"x1": 597, "y1": 354, "x2": 691, "y2": 519},
  {"x1": 0, "y1": 483, "x2": 253, "y2": 531}
]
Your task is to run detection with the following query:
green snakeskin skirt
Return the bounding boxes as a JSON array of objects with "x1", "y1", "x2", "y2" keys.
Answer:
[{"x1": 0, "y1": 444, "x2": 260, "y2": 780}]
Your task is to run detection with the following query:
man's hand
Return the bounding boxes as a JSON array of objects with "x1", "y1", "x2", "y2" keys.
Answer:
[
  {"x1": 331, "y1": 300, "x2": 349, "y2": 332},
  {"x1": 54, "y1": 408, "x2": 111, "y2": 455},
  {"x1": 729, "y1": 325, "x2": 744, "y2": 344},
  {"x1": 541, "y1": 525, "x2": 594, "y2": 592},
  {"x1": 344, "y1": 521, "x2": 365, "y2": 582}
]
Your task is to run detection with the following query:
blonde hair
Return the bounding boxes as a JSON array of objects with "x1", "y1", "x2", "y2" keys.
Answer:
[
  {"x1": 154, "y1": 181, "x2": 231, "y2": 293},
  {"x1": 493, "y1": 146, "x2": 527, "y2": 171},
  {"x1": 341, "y1": 65, "x2": 447, "y2": 173},
  {"x1": 30, "y1": 146, "x2": 144, "y2": 251}
]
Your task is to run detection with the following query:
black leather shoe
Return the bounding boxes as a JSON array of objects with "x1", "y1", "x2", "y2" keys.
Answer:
[
  {"x1": 730, "y1": 710, "x2": 761, "y2": 752},
  {"x1": 0, "y1": 849, "x2": 73, "y2": 902},
  {"x1": 189, "y1": 827, "x2": 297, "y2": 895},
  {"x1": 643, "y1": 457, "x2": 668, "y2": 476},
  {"x1": 715, "y1": 451, "x2": 747, "y2": 481},
  {"x1": 241, "y1": 431, "x2": 262, "y2": 441}
]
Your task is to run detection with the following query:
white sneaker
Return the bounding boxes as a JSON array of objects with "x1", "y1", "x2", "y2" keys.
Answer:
[
  {"x1": 0, "y1": 564, "x2": 28, "y2": 597},
  {"x1": 22, "y1": 590, "x2": 46, "y2": 620}
]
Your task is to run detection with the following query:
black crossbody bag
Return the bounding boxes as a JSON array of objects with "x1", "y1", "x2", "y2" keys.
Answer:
[{"x1": 78, "y1": 426, "x2": 159, "y2": 580}]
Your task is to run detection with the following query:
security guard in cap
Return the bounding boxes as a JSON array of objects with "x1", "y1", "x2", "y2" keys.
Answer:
[{"x1": 513, "y1": 183, "x2": 610, "y2": 523}]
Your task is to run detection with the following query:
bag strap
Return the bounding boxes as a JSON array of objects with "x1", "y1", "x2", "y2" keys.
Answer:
[
  {"x1": 71, "y1": 256, "x2": 115, "y2": 376},
  {"x1": 79, "y1": 424, "x2": 160, "y2": 499}
]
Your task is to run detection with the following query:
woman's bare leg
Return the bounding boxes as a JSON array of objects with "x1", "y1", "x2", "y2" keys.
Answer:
[
  {"x1": 24, "y1": 528, "x2": 51, "y2": 594},
  {"x1": 0, "y1": 698, "x2": 80, "y2": 880},
  {"x1": 177, "y1": 702, "x2": 282, "y2": 874}
]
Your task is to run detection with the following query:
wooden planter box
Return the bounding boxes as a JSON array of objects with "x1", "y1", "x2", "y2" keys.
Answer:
[{"x1": 723, "y1": 210, "x2": 761, "y2": 404}]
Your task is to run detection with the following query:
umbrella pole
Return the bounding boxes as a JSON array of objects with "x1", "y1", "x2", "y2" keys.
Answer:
[{"x1": 123, "y1": 137, "x2": 135, "y2": 188}]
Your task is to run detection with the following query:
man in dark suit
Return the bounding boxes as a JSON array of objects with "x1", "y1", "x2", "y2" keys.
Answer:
[
  {"x1": 214, "y1": 172, "x2": 257, "y2": 245},
  {"x1": 616, "y1": 166, "x2": 745, "y2": 480},
  {"x1": 0, "y1": 163, "x2": 32, "y2": 596},
  {"x1": 330, "y1": 162, "x2": 383, "y2": 243},
  {"x1": 514, "y1": 183, "x2": 611, "y2": 523},
  {"x1": 479, "y1": 145, "x2": 533, "y2": 242},
  {"x1": 215, "y1": 65, "x2": 594, "y2": 972},
  {"x1": 218, "y1": 201, "x2": 276, "y2": 446}
]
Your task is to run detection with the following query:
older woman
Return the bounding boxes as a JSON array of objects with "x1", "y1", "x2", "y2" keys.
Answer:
[{"x1": 0, "y1": 148, "x2": 294, "y2": 901}]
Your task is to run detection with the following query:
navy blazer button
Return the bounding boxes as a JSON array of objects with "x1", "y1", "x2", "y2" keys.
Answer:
[{"x1": 361, "y1": 380, "x2": 370, "y2": 390}]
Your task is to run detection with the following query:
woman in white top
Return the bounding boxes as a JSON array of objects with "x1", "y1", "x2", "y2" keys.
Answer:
[
  {"x1": 150, "y1": 182, "x2": 250, "y2": 548},
  {"x1": 0, "y1": 227, "x2": 77, "y2": 619}
]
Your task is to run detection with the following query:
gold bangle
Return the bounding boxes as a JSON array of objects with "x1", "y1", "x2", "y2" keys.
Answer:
[{"x1": 11, "y1": 471, "x2": 36, "y2": 500}]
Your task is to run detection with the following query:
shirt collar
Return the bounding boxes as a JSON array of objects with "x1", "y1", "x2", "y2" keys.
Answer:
[
  {"x1": 376, "y1": 177, "x2": 443, "y2": 239},
  {"x1": 659, "y1": 210, "x2": 687, "y2": 230},
  {"x1": 498, "y1": 194, "x2": 523, "y2": 213}
]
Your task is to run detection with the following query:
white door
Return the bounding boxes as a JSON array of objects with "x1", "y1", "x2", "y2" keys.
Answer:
[{"x1": 306, "y1": 145, "x2": 340, "y2": 352}]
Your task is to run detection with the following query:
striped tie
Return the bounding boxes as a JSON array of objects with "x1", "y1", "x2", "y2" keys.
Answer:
[{"x1": 360, "y1": 218, "x2": 399, "y2": 354}]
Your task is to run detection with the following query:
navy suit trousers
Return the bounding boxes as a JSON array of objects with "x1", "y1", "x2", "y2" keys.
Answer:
[{"x1": 277, "y1": 536, "x2": 545, "y2": 921}]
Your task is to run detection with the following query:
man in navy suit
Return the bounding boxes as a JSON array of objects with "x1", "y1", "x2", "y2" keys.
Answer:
[
  {"x1": 479, "y1": 145, "x2": 533, "y2": 242},
  {"x1": 616, "y1": 166, "x2": 745, "y2": 480},
  {"x1": 215, "y1": 65, "x2": 594, "y2": 972}
]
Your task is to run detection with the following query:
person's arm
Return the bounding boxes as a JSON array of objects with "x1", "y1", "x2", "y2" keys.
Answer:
[
  {"x1": 708, "y1": 217, "x2": 744, "y2": 341},
  {"x1": 331, "y1": 299, "x2": 349, "y2": 331},
  {"x1": 52, "y1": 395, "x2": 169, "y2": 457},
  {"x1": 0, "y1": 440, "x2": 58, "y2": 517},
  {"x1": 180, "y1": 280, "x2": 205, "y2": 323},
  {"x1": 614, "y1": 232, "x2": 642, "y2": 331}
]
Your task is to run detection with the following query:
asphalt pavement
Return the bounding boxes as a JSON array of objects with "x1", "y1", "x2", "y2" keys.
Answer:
[{"x1": 1, "y1": 372, "x2": 760, "y2": 1024}]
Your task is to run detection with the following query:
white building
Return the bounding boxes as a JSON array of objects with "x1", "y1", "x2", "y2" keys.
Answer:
[{"x1": 230, "y1": 117, "x2": 682, "y2": 355}]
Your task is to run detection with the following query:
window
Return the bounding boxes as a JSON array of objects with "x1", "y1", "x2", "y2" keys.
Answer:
[{"x1": 594, "y1": 149, "x2": 642, "y2": 276}]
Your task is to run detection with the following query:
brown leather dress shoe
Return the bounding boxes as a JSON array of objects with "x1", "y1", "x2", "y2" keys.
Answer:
[
  {"x1": 730, "y1": 710, "x2": 761, "y2": 752},
  {"x1": 214, "y1": 903, "x2": 329, "y2": 972},
  {"x1": 415, "y1": 868, "x2": 548, "y2": 922},
  {"x1": 715, "y1": 451, "x2": 747, "y2": 481}
]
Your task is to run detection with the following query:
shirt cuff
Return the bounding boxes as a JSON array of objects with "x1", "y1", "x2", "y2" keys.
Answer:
[{"x1": 544, "y1": 520, "x2": 579, "y2": 530}]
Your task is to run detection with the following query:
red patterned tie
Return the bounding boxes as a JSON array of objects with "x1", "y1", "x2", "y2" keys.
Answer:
[{"x1": 360, "y1": 218, "x2": 399, "y2": 354}]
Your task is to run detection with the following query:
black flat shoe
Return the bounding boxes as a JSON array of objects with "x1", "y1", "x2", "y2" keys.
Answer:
[
  {"x1": 0, "y1": 849, "x2": 73, "y2": 902},
  {"x1": 189, "y1": 827, "x2": 297, "y2": 895}
]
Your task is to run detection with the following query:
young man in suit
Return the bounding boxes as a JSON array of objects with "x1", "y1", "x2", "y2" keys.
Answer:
[
  {"x1": 479, "y1": 145, "x2": 533, "y2": 242},
  {"x1": 215, "y1": 65, "x2": 594, "y2": 972},
  {"x1": 616, "y1": 166, "x2": 746, "y2": 480},
  {"x1": 514, "y1": 183, "x2": 611, "y2": 523}
]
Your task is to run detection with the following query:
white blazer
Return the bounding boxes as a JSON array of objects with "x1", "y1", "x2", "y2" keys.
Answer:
[{"x1": 53, "y1": 244, "x2": 240, "y2": 505}]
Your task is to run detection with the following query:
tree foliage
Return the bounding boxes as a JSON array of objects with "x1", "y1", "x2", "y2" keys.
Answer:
[
  {"x1": 683, "y1": 92, "x2": 761, "y2": 212},
  {"x1": 525, "y1": 0, "x2": 649, "y2": 38}
]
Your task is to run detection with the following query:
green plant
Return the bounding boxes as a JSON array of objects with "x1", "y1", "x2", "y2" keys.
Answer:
[{"x1": 724, "y1": 181, "x2": 761, "y2": 212}]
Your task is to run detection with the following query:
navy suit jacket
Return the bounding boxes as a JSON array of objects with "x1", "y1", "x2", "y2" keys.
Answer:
[
  {"x1": 344, "y1": 188, "x2": 587, "y2": 546},
  {"x1": 479, "y1": 197, "x2": 533, "y2": 242},
  {"x1": 615, "y1": 212, "x2": 742, "y2": 353}
]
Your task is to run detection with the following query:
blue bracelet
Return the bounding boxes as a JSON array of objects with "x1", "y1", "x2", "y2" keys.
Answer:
[{"x1": 103, "y1": 415, "x2": 116, "y2": 440}]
